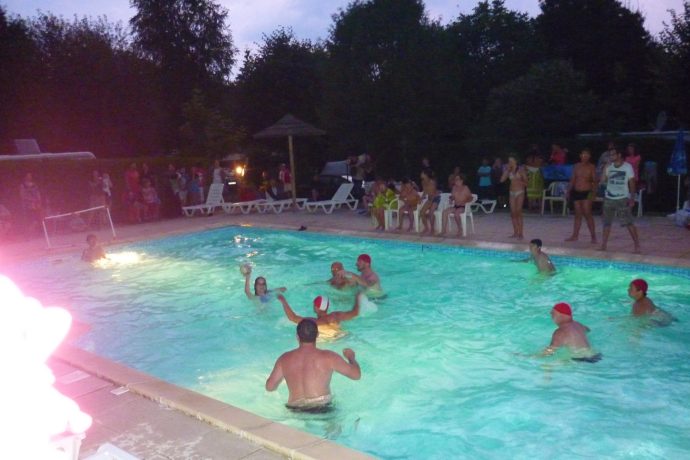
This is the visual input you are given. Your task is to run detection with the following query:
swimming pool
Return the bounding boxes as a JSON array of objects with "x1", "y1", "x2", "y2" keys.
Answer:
[{"x1": 7, "y1": 227, "x2": 690, "y2": 459}]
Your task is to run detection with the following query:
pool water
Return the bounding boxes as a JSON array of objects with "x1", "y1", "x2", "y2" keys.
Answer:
[{"x1": 6, "y1": 227, "x2": 690, "y2": 459}]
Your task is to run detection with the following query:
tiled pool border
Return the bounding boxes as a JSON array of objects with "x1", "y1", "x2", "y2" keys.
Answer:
[{"x1": 55, "y1": 344, "x2": 374, "y2": 460}]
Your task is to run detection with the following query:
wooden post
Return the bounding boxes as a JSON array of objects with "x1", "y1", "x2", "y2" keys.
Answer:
[{"x1": 288, "y1": 134, "x2": 297, "y2": 209}]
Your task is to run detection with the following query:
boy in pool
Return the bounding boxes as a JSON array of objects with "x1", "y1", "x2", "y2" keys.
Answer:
[
  {"x1": 81, "y1": 234, "x2": 106, "y2": 262},
  {"x1": 543, "y1": 302, "x2": 601, "y2": 363},
  {"x1": 528, "y1": 239, "x2": 555, "y2": 274},
  {"x1": 628, "y1": 279, "x2": 675, "y2": 326},
  {"x1": 266, "y1": 318, "x2": 361, "y2": 412},
  {"x1": 328, "y1": 261, "x2": 356, "y2": 289},
  {"x1": 277, "y1": 292, "x2": 362, "y2": 340},
  {"x1": 243, "y1": 265, "x2": 286, "y2": 303}
]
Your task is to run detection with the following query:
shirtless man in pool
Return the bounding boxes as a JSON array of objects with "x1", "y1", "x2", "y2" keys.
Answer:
[
  {"x1": 328, "y1": 261, "x2": 356, "y2": 289},
  {"x1": 345, "y1": 253, "x2": 382, "y2": 294},
  {"x1": 543, "y1": 302, "x2": 601, "y2": 363},
  {"x1": 277, "y1": 292, "x2": 362, "y2": 333},
  {"x1": 266, "y1": 318, "x2": 361, "y2": 412}
]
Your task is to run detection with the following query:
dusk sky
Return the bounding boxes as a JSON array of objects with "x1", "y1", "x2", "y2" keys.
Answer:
[{"x1": 4, "y1": 0, "x2": 685, "y2": 72}]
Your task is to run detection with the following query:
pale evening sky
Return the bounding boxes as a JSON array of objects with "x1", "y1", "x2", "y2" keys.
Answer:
[{"x1": 3, "y1": 0, "x2": 685, "y2": 73}]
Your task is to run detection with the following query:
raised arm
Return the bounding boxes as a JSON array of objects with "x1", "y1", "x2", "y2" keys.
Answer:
[
  {"x1": 244, "y1": 273, "x2": 254, "y2": 299},
  {"x1": 343, "y1": 271, "x2": 367, "y2": 287},
  {"x1": 331, "y1": 348, "x2": 361, "y2": 380},
  {"x1": 277, "y1": 294, "x2": 303, "y2": 324},
  {"x1": 334, "y1": 292, "x2": 362, "y2": 322},
  {"x1": 265, "y1": 356, "x2": 285, "y2": 391}
]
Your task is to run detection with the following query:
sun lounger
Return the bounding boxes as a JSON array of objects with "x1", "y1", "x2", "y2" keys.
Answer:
[
  {"x1": 255, "y1": 195, "x2": 307, "y2": 214},
  {"x1": 182, "y1": 183, "x2": 225, "y2": 216},
  {"x1": 222, "y1": 198, "x2": 267, "y2": 214},
  {"x1": 304, "y1": 183, "x2": 358, "y2": 214}
]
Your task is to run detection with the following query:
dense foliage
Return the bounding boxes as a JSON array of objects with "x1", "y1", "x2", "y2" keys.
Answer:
[{"x1": 1, "y1": 0, "x2": 688, "y2": 203}]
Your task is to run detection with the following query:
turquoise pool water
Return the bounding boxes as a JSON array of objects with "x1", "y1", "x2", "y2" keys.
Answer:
[{"x1": 6, "y1": 227, "x2": 690, "y2": 459}]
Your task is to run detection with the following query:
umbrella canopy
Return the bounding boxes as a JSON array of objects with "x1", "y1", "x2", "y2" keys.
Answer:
[
  {"x1": 667, "y1": 130, "x2": 688, "y2": 211},
  {"x1": 253, "y1": 114, "x2": 326, "y2": 207},
  {"x1": 254, "y1": 114, "x2": 326, "y2": 139}
]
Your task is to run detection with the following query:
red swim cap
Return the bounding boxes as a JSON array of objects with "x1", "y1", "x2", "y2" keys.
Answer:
[
  {"x1": 357, "y1": 254, "x2": 371, "y2": 264},
  {"x1": 313, "y1": 295, "x2": 330, "y2": 312},
  {"x1": 553, "y1": 302, "x2": 572, "y2": 316},
  {"x1": 631, "y1": 279, "x2": 648, "y2": 295}
]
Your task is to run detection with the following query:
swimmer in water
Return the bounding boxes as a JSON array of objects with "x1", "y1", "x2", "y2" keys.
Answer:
[
  {"x1": 243, "y1": 265, "x2": 286, "y2": 303},
  {"x1": 543, "y1": 302, "x2": 601, "y2": 363},
  {"x1": 628, "y1": 279, "x2": 675, "y2": 326},
  {"x1": 527, "y1": 239, "x2": 555, "y2": 274},
  {"x1": 277, "y1": 292, "x2": 361, "y2": 338},
  {"x1": 266, "y1": 318, "x2": 361, "y2": 413},
  {"x1": 328, "y1": 261, "x2": 356, "y2": 289},
  {"x1": 81, "y1": 234, "x2": 106, "y2": 262},
  {"x1": 344, "y1": 254, "x2": 382, "y2": 295}
]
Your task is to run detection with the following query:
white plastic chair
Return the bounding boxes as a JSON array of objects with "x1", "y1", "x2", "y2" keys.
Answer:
[
  {"x1": 541, "y1": 181, "x2": 569, "y2": 216},
  {"x1": 432, "y1": 193, "x2": 452, "y2": 231},
  {"x1": 383, "y1": 197, "x2": 402, "y2": 230},
  {"x1": 445, "y1": 194, "x2": 478, "y2": 236},
  {"x1": 633, "y1": 188, "x2": 644, "y2": 217},
  {"x1": 182, "y1": 183, "x2": 225, "y2": 216}
]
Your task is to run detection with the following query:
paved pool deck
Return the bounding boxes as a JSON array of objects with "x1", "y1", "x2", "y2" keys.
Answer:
[{"x1": 3, "y1": 207, "x2": 690, "y2": 459}]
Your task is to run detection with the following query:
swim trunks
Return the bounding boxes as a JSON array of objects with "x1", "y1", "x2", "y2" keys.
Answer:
[
  {"x1": 286, "y1": 395, "x2": 333, "y2": 413},
  {"x1": 571, "y1": 353, "x2": 602, "y2": 363},
  {"x1": 571, "y1": 190, "x2": 591, "y2": 201}
]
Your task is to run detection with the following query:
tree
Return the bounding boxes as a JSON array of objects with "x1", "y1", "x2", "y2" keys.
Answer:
[
  {"x1": 322, "y1": 0, "x2": 467, "y2": 176},
  {"x1": 659, "y1": 1, "x2": 690, "y2": 127},
  {"x1": 0, "y1": 8, "x2": 38, "y2": 151},
  {"x1": 447, "y1": 0, "x2": 540, "y2": 124},
  {"x1": 179, "y1": 89, "x2": 245, "y2": 158},
  {"x1": 234, "y1": 28, "x2": 325, "y2": 135},
  {"x1": 478, "y1": 60, "x2": 600, "y2": 141},
  {"x1": 536, "y1": 0, "x2": 655, "y2": 130},
  {"x1": 1, "y1": 11, "x2": 165, "y2": 156},
  {"x1": 130, "y1": 0, "x2": 236, "y2": 148}
]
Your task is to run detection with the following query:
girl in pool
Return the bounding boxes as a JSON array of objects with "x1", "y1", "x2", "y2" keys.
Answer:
[
  {"x1": 500, "y1": 155, "x2": 528, "y2": 239},
  {"x1": 242, "y1": 265, "x2": 286, "y2": 303}
]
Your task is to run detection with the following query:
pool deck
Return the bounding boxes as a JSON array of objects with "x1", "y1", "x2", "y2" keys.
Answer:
[{"x1": 3, "y1": 207, "x2": 690, "y2": 459}]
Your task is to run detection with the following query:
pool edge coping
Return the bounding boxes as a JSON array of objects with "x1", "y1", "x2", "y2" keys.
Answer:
[{"x1": 55, "y1": 344, "x2": 375, "y2": 460}]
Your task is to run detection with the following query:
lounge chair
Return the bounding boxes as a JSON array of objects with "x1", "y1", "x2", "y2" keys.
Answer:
[
  {"x1": 222, "y1": 198, "x2": 266, "y2": 215},
  {"x1": 304, "y1": 183, "x2": 358, "y2": 214},
  {"x1": 255, "y1": 195, "x2": 307, "y2": 214},
  {"x1": 182, "y1": 183, "x2": 225, "y2": 216}
]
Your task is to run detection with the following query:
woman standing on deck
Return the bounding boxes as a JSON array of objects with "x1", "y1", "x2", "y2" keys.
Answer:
[{"x1": 501, "y1": 155, "x2": 528, "y2": 239}]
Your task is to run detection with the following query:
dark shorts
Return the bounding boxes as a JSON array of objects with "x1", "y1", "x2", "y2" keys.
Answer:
[
  {"x1": 571, "y1": 190, "x2": 591, "y2": 201},
  {"x1": 432, "y1": 195, "x2": 441, "y2": 205},
  {"x1": 603, "y1": 198, "x2": 633, "y2": 226},
  {"x1": 286, "y1": 403, "x2": 334, "y2": 414},
  {"x1": 572, "y1": 353, "x2": 602, "y2": 363}
]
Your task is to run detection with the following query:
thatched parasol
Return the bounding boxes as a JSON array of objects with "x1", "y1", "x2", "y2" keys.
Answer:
[{"x1": 254, "y1": 114, "x2": 326, "y2": 207}]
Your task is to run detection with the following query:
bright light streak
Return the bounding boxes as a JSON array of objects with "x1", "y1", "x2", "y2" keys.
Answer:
[
  {"x1": 94, "y1": 251, "x2": 142, "y2": 268},
  {"x1": 0, "y1": 275, "x2": 92, "y2": 459}
]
